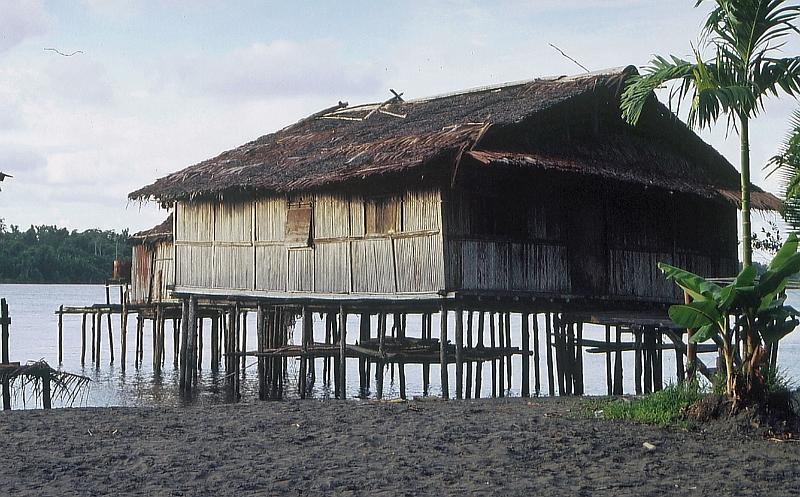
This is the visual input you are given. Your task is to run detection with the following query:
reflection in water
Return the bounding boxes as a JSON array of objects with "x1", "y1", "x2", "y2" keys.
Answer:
[{"x1": 2, "y1": 283, "x2": 800, "y2": 408}]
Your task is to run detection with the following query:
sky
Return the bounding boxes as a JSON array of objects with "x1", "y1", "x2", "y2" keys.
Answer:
[{"x1": 0, "y1": 0, "x2": 795, "y2": 238}]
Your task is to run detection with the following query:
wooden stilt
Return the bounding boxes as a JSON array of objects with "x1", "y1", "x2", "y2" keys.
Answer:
[
  {"x1": 575, "y1": 322, "x2": 584, "y2": 395},
  {"x1": 545, "y1": 313, "x2": 554, "y2": 396},
  {"x1": 95, "y1": 311, "x2": 102, "y2": 367},
  {"x1": 505, "y1": 312, "x2": 512, "y2": 393},
  {"x1": 197, "y1": 317, "x2": 204, "y2": 371},
  {"x1": 398, "y1": 313, "x2": 406, "y2": 400},
  {"x1": 490, "y1": 312, "x2": 497, "y2": 398},
  {"x1": 643, "y1": 328, "x2": 653, "y2": 394},
  {"x1": 187, "y1": 298, "x2": 198, "y2": 391},
  {"x1": 179, "y1": 300, "x2": 189, "y2": 390},
  {"x1": 57, "y1": 305, "x2": 64, "y2": 364},
  {"x1": 440, "y1": 306, "x2": 449, "y2": 400},
  {"x1": 359, "y1": 313, "x2": 369, "y2": 396},
  {"x1": 554, "y1": 315, "x2": 564, "y2": 396},
  {"x1": 80, "y1": 313, "x2": 87, "y2": 366},
  {"x1": 120, "y1": 293, "x2": 128, "y2": 370},
  {"x1": 475, "y1": 311, "x2": 484, "y2": 398},
  {"x1": 1, "y1": 299, "x2": 11, "y2": 410},
  {"x1": 497, "y1": 313, "x2": 505, "y2": 397},
  {"x1": 654, "y1": 330, "x2": 663, "y2": 391},
  {"x1": 339, "y1": 306, "x2": 347, "y2": 399},
  {"x1": 465, "y1": 311, "x2": 473, "y2": 399},
  {"x1": 257, "y1": 305, "x2": 266, "y2": 400},
  {"x1": 605, "y1": 325, "x2": 613, "y2": 395},
  {"x1": 422, "y1": 313, "x2": 430, "y2": 396},
  {"x1": 455, "y1": 308, "x2": 463, "y2": 400},
  {"x1": 614, "y1": 326, "x2": 624, "y2": 395},
  {"x1": 105, "y1": 284, "x2": 114, "y2": 363},
  {"x1": 634, "y1": 328, "x2": 643, "y2": 395},
  {"x1": 532, "y1": 313, "x2": 540, "y2": 396},
  {"x1": 299, "y1": 307, "x2": 310, "y2": 398},
  {"x1": 522, "y1": 313, "x2": 530, "y2": 397}
]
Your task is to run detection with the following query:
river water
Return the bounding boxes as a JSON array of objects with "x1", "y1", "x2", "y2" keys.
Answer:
[{"x1": 1, "y1": 283, "x2": 799, "y2": 408}]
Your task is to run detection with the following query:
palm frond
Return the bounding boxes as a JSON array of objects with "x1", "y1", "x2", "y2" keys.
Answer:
[{"x1": 621, "y1": 56, "x2": 696, "y2": 125}]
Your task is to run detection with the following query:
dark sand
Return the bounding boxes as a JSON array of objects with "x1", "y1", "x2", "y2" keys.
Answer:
[{"x1": 1, "y1": 397, "x2": 799, "y2": 496}]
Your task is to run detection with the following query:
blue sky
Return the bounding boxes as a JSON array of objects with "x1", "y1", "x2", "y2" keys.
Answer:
[{"x1": 0, "y1": 0, "x2": 794, "y2": 249}]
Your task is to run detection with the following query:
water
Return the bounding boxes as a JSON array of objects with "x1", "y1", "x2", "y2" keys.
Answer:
[{"x1": 1, "y1": 283, "x2": 799, "y2": 408}]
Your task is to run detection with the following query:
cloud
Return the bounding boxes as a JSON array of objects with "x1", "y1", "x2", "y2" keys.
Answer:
[
  {"x1": 0, "y1": 146, "x2": 47, "y2": 175},
  {"x1": 172, "y1": 39, "x2": 384, "y2": 100},
  {"x1": 0, "y1": 0, "x2": 50, "y2": 53}
]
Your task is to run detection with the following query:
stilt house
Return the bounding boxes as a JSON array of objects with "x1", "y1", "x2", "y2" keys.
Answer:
[
  {"x1": 129, "y1": 67, "x2": 779, "y2": 309},
  {"x1": 129, "y1": 215, "x2": 175, "y2": 304}
]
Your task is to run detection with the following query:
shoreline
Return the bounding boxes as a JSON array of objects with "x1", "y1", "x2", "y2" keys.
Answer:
[{"x1": 1, "y1": 397, "x2": 799, "y2": 496}]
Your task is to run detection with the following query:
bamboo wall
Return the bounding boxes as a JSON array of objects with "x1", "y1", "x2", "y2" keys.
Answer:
[
  {"x1": 130, "y1": 240, "x2": 176, "y2": 304},
  {"x1": 174, "y1": 188, "x2": 446, "y2": 296},
  {"x1": 443, "y1": 169, "x2": 738, "y2": 302}
]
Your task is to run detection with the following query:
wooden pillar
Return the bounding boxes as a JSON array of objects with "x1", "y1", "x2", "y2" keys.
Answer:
[
  {"x1": 643, "y1": 328, "x2": 653, "y2": 394},
  {"x1": 376, "y1": 312, "x2": 386, "y2": 399},
  {"x1": 532, "y1": 313, "x2": 540, "y2": 396},
  {"x1": 605, "y1": 325, "x2": 612, "y2": 395},
  {"x1": 490, "y1": 312, "x2": 497, "y2": 398},
  {"x1": 197, "y1": 317, "x2": 204, "y2": 371},
  {"x1": 95, "y1": 311, "x2": 102, "y2": 367},
  {"x1": 475, "y1": 311, "x2": 484, "y2": 399},
  {"x1": 613, "y1": 326, "x2": 624, "y2": 395},
  {"x1": 653, "y1": 330, "x2": 663, "y2": 392},
  {"x1": 57, "y1": 305, "x2": 64, "y2": 364},
  {"x1": 505, "y1": 312, "x2": 512, "y2": 392},
  {"x1": 105, "y1": 283, "x2": 114, "y2": 363},
  {"x1": 178, "y1": 299, "x2": 189, "y2": 390},
  {"x1": 80, "y1": 313, "x2": 87, "y2": 366},
  {"x1": 440, "y1": 306, "x2": 449, "y2": 400},
  {"x1": 521, "y1": 313, "x2": 530, "y2": 397},
  {"x1": 256, "y1": 305, "x2": 266, "y2": 400},
  {"x1": 188, "y1": 297, "x2": 198, "y2": 390},
  {"x1": 545, "y1": 313, "x2": 554, "y2": 396},
  {"x1": 497, "y1": 312, "x2": 505, "y2": 397},
  {"x1": 634, "y1": 328, "x2": 643, "y2": 395},
  {"x1": 554, "y1": 315, "x2": 564, "y2": 396},
  {"x1": 358, "y1": 313, "x2": 369, "y2": 396},
  {"x1": 211, "y1": 313, "x2": 219, "y2": 371},
  {"x1": 684, "y1": 291, "x2": 697, "y2": 381},
  {"x1": 455, "y1": 308, "x2": 463, "y2": 400},
  {"x1": 120, "y1": 293, "x2": 128, "y2": 370},
  {"x1": 422, "y1": 313, "x2": 430, "y2": 396},
  {"x1": 134, "y1": 315, "x2": 141, "y2": 368},
  {"x1": 42, "y1": 372, "x2": 52, "y2": 409},
  {"x1": 339, "y1": 307, "x2": 347, "y2": 399},
  {"x1": 1, "y1": 299, "x2": 11, "y2": 410},
  {"x1": 398, "y1": 313, "x2": 407, "y2": 400},
  {"x1": 465, "y1": 311, "x2": 473, "y2": 399}
]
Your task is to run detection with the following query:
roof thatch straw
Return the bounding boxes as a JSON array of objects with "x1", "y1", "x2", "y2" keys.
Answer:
[
  {"x1": 129, "y1": 66, "x2": 780, "y2": 211},
  {"x1": 1, "y1": 360, "x2": 90, "y2": 408},
  {"x1": 129, "y1": 214, "x2": 173, "y2": 245}
]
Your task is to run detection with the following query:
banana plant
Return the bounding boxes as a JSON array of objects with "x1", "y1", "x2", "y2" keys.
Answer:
[{"x1": 659, "y1": 233, "x2": 800, "y2": 406}]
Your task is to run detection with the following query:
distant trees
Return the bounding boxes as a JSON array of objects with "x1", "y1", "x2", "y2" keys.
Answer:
[{"x1": 0, "y1": 219, "x2": 128, "y2": 283}]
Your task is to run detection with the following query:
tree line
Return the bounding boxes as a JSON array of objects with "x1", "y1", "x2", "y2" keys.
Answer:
[{"x1": 0, "y1": 219, "x2": 128, "y2": 284}]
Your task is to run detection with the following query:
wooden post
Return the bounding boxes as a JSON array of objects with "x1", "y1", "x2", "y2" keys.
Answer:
[
  {"x1": 134, "y1": 315, "x2": 141, "y2": 368},
  {"x1": 521, "y1": 313, "x2": 530, "y2": 397},
  {"x1": 440, "y1": 306, "x2": 449, "y2": 400},
  {"x1": 475, "y1": 311, "x2": 484, "y2": 398},
  {"x1": 643, "y1": 328, "x2": 653, "y2": 394},
  {"x1": 42, "y1": 372, "x2": 52, "y2": 409},
  {"x1": 497, "y1": 313, "x2": 505, "y2": 397},
  {"x1": 95, "y1": 311, "x2": 102, "y2": 367},
  {"x1": 299, "y1": 307, "x2": 310, "y2": 398},
  {"x1": 339, "y1": 307, "x2": 347, "y2": 399},
  {"x1": 257, "y1": 305, "x2": 266, "y2": 400},
  {"x1": 532, "y1": 313, "x2": 540, "y2": 396},
  {"x1": 358, "y1": 313, "x2": 369, "y2": 396},
  {"x1": 241, "y1": 311, "x2": 248, "y2": 370},
  {"x1": 605, "y1": 325, "x2": 613, "y2": 395},
  {"x1": 490, "y1": 312, "x2": 497, "y2": 398},
  {"x1": 634, "y1": 328, "x2": 643, "y2": 395},
  {"x1": 197, "y1": 317, "x2": 204, "y2": 371},
  {"x1": 1, "y1": 298, "x2": 11, "y2": 410},
  {"x1": 80, "y1": 313, "x2": 87, "y2": 366},
  {"x1": 376, "y1": 312, "x2": 386, "y2": 399},
  {"x1": 57, "y1": 305, "x2": 64, "y2": 364},
  {"x1": 545, "y1": 313, "x2": 554, "y2": 396},
  {"x1": 105, "y1": 283, "x2": 114, "y2": 363},
  {"x1": 178, "y1": 299, "x2": 189, "y2": 390},
  {"x1": 653, "y1": 330, "x2": 663, "y2": 392},
  {"x1": 398, "y1": 313, "x2": 407, "y2": 400},
  {"x1": 422, "y1": 313, "x2": 430, "y2": 396},
  {"x1": 614, "y1": 326, "x2": 624, "y2": 395},
  {"x1": 505, "y1": 312, "x2": 512, "y2": 392},
  {"x1": 465, "y1": 311, "x2": 473, "y2": 399},
  {"x1": 554, "y1": 315, "x2": 564, "y2": 396},
  {"x1": 455, "y1": 308, "x2": 463, "y2": 400},
  {"x1": 120, "y1": 292, "x2": 128, "y2": 370}
]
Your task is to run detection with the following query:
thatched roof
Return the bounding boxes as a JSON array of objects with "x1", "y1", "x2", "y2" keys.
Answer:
[
  {"x1": 129, "y1": 214, "x2": 173, "y2": 245},
  {"x1": 129, "y1": 66, "x2": 780, "y2": 211}
]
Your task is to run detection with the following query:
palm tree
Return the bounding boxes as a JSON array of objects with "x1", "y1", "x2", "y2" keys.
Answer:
[
  {"x1": 769, "y1": 110, "x2": 800, "y2": 230},
  {"x1": 621, "y1": 0, "x2": 800, "y2": 268}
]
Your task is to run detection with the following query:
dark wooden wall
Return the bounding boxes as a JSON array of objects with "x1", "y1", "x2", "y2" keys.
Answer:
[{"x1": 443, "y1": 167, "x2": 738, "y2": 303}]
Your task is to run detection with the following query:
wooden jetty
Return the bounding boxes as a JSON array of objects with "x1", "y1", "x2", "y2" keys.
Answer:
[{"x1": 58, "y1": 67, "x2": 781, "y2": 401}]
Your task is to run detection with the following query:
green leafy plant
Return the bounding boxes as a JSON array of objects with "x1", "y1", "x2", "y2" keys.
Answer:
[
  {"x1": 660, "y1": 234, "x2": 800, "y2": 408},
  {"x1": 622, "y1": 0, "x2": 800, "y2": 268},
  {"x1": 588, "y1": 382, "x2": 704, "y2": 427}
]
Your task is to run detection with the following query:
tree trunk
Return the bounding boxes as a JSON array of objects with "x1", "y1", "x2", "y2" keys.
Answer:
[{"x1": 740, "y1": 113, "x2": 752, "y2": 268}]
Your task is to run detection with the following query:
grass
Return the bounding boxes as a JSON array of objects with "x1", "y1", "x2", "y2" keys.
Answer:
[{"x1": 585, "y1": 381, "x2": 704, "y2": 428}]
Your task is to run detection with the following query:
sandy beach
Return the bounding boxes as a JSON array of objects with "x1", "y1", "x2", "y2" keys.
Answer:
[{"x1": 0, "y1": 397, "x2": 798, "y2": 496}]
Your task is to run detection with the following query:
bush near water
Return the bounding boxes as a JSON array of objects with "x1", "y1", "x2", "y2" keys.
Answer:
[{"x1": 0, "y1": 220, "x2": 127, "y2": 284}]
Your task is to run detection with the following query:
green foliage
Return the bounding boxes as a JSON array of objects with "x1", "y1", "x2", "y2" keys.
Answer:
[
  {"x1": 590, "y1": 382, "x2": 704, "y2": 427},
  {"x1": 768, "y1": 110, "x2": 800, "y2": 231},
  {"x1": 659, "y1": 233, "x2": 800, "y2": 403},
  {"x1": 0, "y1": 219, "x2": 128, "y2": 284}
]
